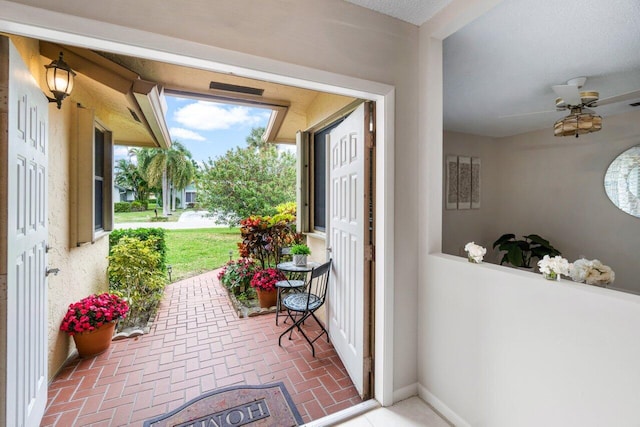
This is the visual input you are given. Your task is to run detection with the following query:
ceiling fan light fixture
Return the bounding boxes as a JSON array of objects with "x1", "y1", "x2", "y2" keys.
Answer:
[{"x1": 554, "y1": 107, "x2": 602, "y2": 138}]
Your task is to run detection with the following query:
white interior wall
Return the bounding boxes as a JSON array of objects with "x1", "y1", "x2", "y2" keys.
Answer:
[
  {"x1": 420, "y1": 1, "x2": 640, "y2": 425},
  {"x1": 421, "y1": 255, "x2": 640, "y2": 426},
  {"x1": 2, "y1": 0, "x2": 419, "y2": 402},
  {"x1": 441, "y1": 131, "x2": 500, "y2": 258}
]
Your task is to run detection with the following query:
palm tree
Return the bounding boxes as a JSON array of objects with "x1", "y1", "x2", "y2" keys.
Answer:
[
  {"x1": 138, "y1": 142, "x2": 195, "y2": 216},
  {"x1": 114, "y1": 158, "x2": 150, "y2": 202}
]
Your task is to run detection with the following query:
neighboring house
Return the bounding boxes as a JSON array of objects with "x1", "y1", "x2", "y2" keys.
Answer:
[
  {"x1": 178, "y1": 182, "x2": 197, "y2": 208},
  {"x1": 1, "y1": 1, "x2": 640, "y2": 426},
  {"x1": 113, "y1": 184, "x2": 135, "y2": 203}
]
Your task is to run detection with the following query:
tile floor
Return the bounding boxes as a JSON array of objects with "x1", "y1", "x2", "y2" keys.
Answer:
[
  {"x1": 41, "y1": 270, "x2": 362, "y2": 426},
  {"x1": 336, "y1": 397, "x2": 452, "y2": 426}
]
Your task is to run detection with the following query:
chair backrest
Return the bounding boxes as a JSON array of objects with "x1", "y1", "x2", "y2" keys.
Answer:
[
  {"x1": 306, "y1": 259, "x2": 332, "y2": 307},
  {"x1": 280, "y1": 247, "x2": 292, "y2": 255},
  {"x1": 277, "y1": 246, "x2": 291, "y2": 265}
]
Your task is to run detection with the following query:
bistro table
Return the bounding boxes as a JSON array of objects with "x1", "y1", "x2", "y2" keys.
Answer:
[{"x1": 275, "y1": 261, "x2": 321, "y2": 325}]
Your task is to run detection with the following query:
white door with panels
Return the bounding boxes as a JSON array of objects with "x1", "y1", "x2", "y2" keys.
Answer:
[
  {"x1": 5, "y1": 40, "x2": 49, "y2": 427},
  {"x1": 327, "y1": 102, "x2": 372, "y2": 398}
]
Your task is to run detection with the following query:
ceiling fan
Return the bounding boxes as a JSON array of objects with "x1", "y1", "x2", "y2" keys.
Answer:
[
  {"x1": 552, "y1": 76, "x2": 640, "y2": 138},
  {"x1": 502, "y1": 76, "x2": 640, "y2": 138}
]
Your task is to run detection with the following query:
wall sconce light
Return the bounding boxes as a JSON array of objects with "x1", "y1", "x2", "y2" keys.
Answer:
[{"x1": 44, "y1": 52, "x2": 76, "y2": 109}]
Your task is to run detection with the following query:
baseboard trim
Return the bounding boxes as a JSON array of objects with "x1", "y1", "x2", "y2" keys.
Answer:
[
  {"x1": 48, "y1": 349, "x2": 79, "y2": 385},
  {"x1": 303, "y1": 399, "x2": 380, "y2": 427},
  {"x1": 393, "y1": 382, "x2": 418, "y2": 402},
  {"x1": 418, "y1": 384, "x2": 471, "y2": 427}
]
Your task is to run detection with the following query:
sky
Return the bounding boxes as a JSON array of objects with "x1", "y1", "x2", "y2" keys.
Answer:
[{"x1": 114, "y1": 95, "x2": 274, "y2": 165}]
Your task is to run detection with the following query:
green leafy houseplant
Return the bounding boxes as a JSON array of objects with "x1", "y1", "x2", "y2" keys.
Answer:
[
  {"x1": 290, "y1": 244, "x2": 311, "y2": 255},
  {"x1": 291, "y1": 243, "x2": 311, "y2": 266},
  {"x1": 492, "y1": 233, "x2": 561, "y2": 268}
]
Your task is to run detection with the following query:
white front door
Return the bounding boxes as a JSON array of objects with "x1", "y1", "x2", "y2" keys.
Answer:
[
  {"x1": 327, "y1": 102, "x2": 372, "y2": 398},
  {"x1": 5, "y1": 40, "x2": 49, "y2": 427}
]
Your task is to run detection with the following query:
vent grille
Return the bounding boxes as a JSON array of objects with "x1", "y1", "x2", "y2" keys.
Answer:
[
  {"x1": 209, "y1": 81, "x2": 264, "y2": 96},
  {"x1": 128, "y1": 108, "x2": 141, "y2": 122}
]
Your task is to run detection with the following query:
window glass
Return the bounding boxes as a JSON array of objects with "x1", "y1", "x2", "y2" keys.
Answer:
[
  {"x1": 313, "y1": 131, "x2": 327, "y2": 231},
  {"x1": 94, "y1": 128, "x2": 105, "y2": 230},
  {"x1": 312, "y1": 118, "x2": 345, "y2": 232}
]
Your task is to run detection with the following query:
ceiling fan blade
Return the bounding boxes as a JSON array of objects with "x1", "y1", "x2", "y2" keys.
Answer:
[
  {"x1": 552, "y1": 84, "x2": 581, "y2": 105},
  {"x1": 499, "y1": 109, "x2": 558, "y2": 119},
  {"x1": 596, "y1": 89, "x2": 640, "y2": 106}
]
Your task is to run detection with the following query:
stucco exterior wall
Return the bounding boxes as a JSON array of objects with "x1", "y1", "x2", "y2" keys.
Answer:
[{"x1": 9, "y1": 35, "x2": 109, "y2": 380}]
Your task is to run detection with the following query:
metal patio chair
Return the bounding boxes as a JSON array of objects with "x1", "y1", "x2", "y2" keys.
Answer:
[{"x1": 278, "y1": 259, "x2": 332, "y2": 357}]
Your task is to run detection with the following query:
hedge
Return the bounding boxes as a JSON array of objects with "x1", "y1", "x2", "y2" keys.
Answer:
[
  {"x1": 114, "y1": 202, "x2": 131, "y2": 212},
  {"x1": 130, "y1": 201, "x2": 147, "y2": 212}
]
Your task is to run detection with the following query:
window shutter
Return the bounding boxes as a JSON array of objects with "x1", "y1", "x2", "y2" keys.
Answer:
[{"x1": 296, "y1": 131, "x2": 309, "y2": 233}]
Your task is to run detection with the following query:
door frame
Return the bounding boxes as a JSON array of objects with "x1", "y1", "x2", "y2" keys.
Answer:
[{"x1": 0, "y1": 3, "x2": 396, "y2": 407}]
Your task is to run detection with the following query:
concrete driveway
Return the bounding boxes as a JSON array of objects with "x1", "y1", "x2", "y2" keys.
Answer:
[{"x1": 115, "y1": 210, "x2": 230, "y2": 230}]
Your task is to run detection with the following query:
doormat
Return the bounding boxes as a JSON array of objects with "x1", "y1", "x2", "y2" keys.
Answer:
[{"x1": 143, "y1": 382, "x2": 303, "y2": 427}]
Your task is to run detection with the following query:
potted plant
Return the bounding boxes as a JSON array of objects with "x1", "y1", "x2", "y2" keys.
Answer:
[
  {"x1": 59, "y1": 293, "x2": 129, "y2": 357},
  {"x1": 290, "y1": 244, "x2": 311, "y2": 266},
  {"x1": 250, "y1": 268, "x2": 285, "y2": 308},
  {"x1": 492, "y1": 233, "x2": 561, "y2": 269}
]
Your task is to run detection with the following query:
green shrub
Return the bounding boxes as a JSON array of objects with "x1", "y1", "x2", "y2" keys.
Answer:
[
  {"x1": 114, "y1": 202, "x2": 131, "y2": 212},
  {"x1": 150, "y1": 216, "x2": 168, "y2": 222},
  {"x1": 130, "y1": 201, "x2": 147, "y2": 212},
  {"x1": 108, "y1": 236, "x2": 167, "y2": 328},
  {"x1": 109, "y1": 228, "x2": 167, "y2": 272}
]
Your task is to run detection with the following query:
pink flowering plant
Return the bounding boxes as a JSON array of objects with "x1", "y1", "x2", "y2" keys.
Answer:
[
  {"x1": 218, "y1": 258, "x2": 258, "y2": 296},
  {"x1": 250, "y1": 268, "x2": 285, "y2": 292},
  {"x1": 59, "y1": 293, "x2": 129, "y2": 336}
]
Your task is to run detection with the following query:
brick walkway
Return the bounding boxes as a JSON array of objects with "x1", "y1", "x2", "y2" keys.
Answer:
[{"x1": 41, "y1": 271, "x2": 362, "y2": 426}]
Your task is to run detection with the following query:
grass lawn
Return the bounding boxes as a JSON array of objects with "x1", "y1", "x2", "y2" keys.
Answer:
[
  {"x1": 114, "y1": 208, "x2": 185, "y2": 223},
  {"x1": 165, "y1": 227, "x2": 241, "y2": 282}
]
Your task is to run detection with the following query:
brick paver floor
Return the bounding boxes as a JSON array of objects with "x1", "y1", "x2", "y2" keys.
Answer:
[{"x1": 41, "y1": 270, "x2": 362, "y2": 426}]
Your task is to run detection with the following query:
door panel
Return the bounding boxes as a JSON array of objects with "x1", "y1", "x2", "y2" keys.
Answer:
[
  {"x1": 327, "y1": 103, "x2": 366, "y2": 397},
  {"x1": 6, "y1": 40, "x2": 49, "y2": 427}
]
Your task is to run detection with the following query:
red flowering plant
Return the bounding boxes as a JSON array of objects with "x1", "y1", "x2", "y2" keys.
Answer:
[
  {"x1": 250, "y1": 268, "x2": 285, "y2": 292},
  {"x1": 59, "y1": 293, "x2": 129, "y2": 336}
]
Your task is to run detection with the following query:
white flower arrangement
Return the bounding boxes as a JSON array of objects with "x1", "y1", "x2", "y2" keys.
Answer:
[
  {"x1": 569, "y1": 258, "x2": 615, "y2": 287},
  {"x1": 537, "y1": 255, "x2": 571, "y2": 281},
  {"x1": 464, "y1": 242, "x2": 486, "y2": 263}
]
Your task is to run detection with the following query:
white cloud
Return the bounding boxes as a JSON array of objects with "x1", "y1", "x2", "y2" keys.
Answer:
[
  {"x1": 114, "y1": 146, "x2": 130, "y2": 157},
  {"x1": 173, "y1": 101, "x2": 266, "y2": 131},
  {"x1": 170, "y1": 127, "x2": 206, "y2": 141}
]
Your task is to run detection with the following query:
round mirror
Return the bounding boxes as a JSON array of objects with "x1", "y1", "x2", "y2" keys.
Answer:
[{"x1": 604, "y1": 145, "x2": 640, "y2": 218}]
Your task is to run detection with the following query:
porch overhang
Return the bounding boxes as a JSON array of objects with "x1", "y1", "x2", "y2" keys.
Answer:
[{"x1": 40, "y1": 41, "x2": 172, "y2": 148}]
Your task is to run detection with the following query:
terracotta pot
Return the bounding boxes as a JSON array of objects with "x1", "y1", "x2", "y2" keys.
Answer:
[
  {"x1": 256, "y1": 288, "x2": 277, "y2": 308},
  {"x1": 72, "y1": 321, "x2": 116, "y2": 358}
]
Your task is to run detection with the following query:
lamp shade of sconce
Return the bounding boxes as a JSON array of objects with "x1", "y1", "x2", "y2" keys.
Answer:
[
  {"x1": 44, "y1": 52, "x2": 76, "y2": 109},
  {"x1": 554, "y1": 107, "x2": 602, "y2": 138}
]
